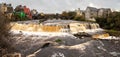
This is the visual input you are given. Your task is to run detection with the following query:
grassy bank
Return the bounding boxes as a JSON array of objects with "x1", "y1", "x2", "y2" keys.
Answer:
[{"x1": 105, "y1": 30, "x2": 120, "y2": 37}]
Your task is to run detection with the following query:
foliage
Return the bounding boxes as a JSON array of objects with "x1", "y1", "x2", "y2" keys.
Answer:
[
  {"x1": 12, "y1": 11, "x2": 28, "y2": 21},
  {"x1": 68, "y1": 11, "x2": 76, "y2": 19},
  {"x1": 105, "y1": 30, "x2": 120, "y2": 37},
  {"x1": 61, "y1": 11, "x2": 86, "y2": 21},
  {"x1": 60, "y1": 11, "x2": 68, "y2": 19},
  {"x1": 74, "y1": 16, "x2": 85, "y2": 21},
  {"x1": 55, "y1": 39, "x2": 62, "y2": 43},
  {"x1": 96, "y1": 12, "x2": 120, "y2": 31}
]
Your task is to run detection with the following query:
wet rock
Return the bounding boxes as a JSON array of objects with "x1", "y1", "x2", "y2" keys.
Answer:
[
  {"x1": 97, "y1": 46, "x2": 107, "y2": 51},
  {"x1": 109, "y1": 52, "x2": 120, "y2": 56},
  {"x1": 114, "y1": 41, "x2": 119, "y2": 44},
  {"x1": 35, "y1": 40, "x2": 106, "y2": 57},
  {"x1": 10, "y1": 34, "x2": 120, "y2": 57},
  {"x1": 2, "y1": 53, "x2": 21, "y2": 57}
]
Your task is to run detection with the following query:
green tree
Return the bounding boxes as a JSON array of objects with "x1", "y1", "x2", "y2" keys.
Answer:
[
  {"x1": 67, "y1": 11, "x2": 76, "y2": 19},
  {"x1": 96, "y1": 11, "x2": 120, "y2": 31},
  {"x1": 74, "y1": 15, "x2": 85, "y2": 21},
  {"x1": 61, "y1": 11, "x2": 69, "y2": 19}
]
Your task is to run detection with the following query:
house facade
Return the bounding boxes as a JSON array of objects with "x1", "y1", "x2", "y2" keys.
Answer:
[
  {"x1": 85, "y1": 7, "x2": 98, "y2": 21},
  {"x1": 98, "y1": 8, "x2": 111, "y2": 18},
  {"x1": 85, "y1": 7, "x2": 111, "y2": 21}
]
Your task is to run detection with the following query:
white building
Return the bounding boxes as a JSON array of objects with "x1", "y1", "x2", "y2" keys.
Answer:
[{"x1": 85, "y1": 7, "x2": 98, "y2": 21}]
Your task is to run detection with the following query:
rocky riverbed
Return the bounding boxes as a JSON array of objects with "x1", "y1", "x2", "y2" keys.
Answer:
[
  {"x1": 1, "y1": 33, "x2": 120, "y2": 57},
  {"x1": 4, "y1": 33, "x2": 120, "y2": 57}
]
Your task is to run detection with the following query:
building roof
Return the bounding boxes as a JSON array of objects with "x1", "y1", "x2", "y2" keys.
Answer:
[
  {"x1": 98, "y1": 8, "x2": 111, "y2": 11},
  {"x1": 87, "y1": 7, "x2": 98, "y2": 12}
]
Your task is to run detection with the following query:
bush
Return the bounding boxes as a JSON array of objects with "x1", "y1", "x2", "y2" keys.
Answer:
[
  {"x1": 96, "y1": 12, "x2": 120, "y2": 31},
  {"x1": 105, "y1": 30, "x2": 120, "y2": 37},
  {"x1": 74, "y1": 16, "x2": 85, "y2": 21}
]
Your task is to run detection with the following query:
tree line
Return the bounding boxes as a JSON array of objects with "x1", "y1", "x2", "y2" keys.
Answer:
[{"x1": 96, "y1": 11, "x2": 120, "y2": 31}]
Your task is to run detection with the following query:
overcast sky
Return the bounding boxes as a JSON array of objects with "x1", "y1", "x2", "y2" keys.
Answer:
[{"x1": 0, "y1": 0, "x2": 120, "y2": 13}]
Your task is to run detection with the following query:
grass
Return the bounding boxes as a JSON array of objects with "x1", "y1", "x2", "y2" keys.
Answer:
[
  {"x1": 55, "y1": 39, "x2": 62, "y2": 43},
  {"x1": 105, "y1": 30, "x2": 120, "y2": 37}
]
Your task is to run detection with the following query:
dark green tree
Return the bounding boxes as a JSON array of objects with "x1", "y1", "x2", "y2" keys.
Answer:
[{"x1": 96, "y1": 11, "x2": 120, "y2": 31}]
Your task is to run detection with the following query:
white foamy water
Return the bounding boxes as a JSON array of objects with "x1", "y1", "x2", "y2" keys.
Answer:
[
  {"x1": 100, "y1": 36, "x2": 120, "y2": 40},
  {"x1": 11, "y1": 29, "x2": 120, "y2": 40},
  {"x1": 11, "y1": 30, "x2": 76, "y2": 38}
]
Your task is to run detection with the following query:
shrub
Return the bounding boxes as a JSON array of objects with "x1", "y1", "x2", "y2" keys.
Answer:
[{"x1": 105, "y1": 30, "x2": 120, "y2": 37}]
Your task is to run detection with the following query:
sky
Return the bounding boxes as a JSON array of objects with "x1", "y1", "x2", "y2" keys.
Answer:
[{"x1": 0, "y1": 0, "x2": 120, "y2": 13}]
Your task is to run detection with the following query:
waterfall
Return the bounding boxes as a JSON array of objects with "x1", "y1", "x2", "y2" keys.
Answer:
[{"x1": 89, "y1": 23, "x2": 99, "y2": 29}]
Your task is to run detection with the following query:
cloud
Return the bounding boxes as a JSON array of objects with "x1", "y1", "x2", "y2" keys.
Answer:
[
  {"x1": 65, "y1": 0, "x2": 72, "y2": 6},
  {"x1": 89, "y1": 3, "x2": 96, "y2": 7},
  {"x1": 0, "y1": 0, "x2": 5, "y2": 3},
  {"x1": 88, "y1": 3, "x2": 101, "y2": 8}
]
